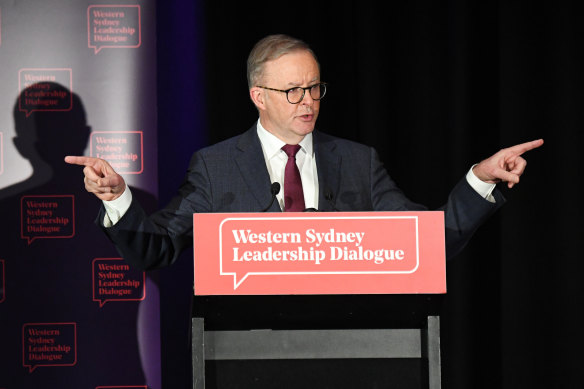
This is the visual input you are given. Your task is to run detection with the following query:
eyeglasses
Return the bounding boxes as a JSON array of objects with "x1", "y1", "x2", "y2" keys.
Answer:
[{"x1": 256, "y1": 82, "x2": 327, "y2": 104}]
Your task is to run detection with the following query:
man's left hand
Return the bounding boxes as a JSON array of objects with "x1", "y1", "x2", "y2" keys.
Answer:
[{"x1": 473, "y1": 139, "x2": 544, "y2": 188}]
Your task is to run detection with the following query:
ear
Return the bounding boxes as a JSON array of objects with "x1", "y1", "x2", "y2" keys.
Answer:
[{"x1": 249, "y1": 87, "x2": 267, "y2": 111}]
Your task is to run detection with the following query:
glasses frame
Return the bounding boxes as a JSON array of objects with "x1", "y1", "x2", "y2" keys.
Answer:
[{"x1": 256, "y1": 82, "x2": 327, "y2": 104}]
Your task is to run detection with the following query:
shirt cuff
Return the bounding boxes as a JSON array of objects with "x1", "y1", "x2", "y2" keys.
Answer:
[
  {"x1": 466, "y1": 165, "x2": 496, "y2": 203},
  {"x1": 102, "y1": 187, "x2": 133, "y2": 227}
]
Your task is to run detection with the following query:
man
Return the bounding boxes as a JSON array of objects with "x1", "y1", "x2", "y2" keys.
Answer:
[{"x1": 65, "y1": 34, "x2": 543, "y2": 271}]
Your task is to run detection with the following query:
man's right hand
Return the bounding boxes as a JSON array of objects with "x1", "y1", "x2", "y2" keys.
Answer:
[{"x1": 65, "y1": 156, "x2": 126, "y2": 201}]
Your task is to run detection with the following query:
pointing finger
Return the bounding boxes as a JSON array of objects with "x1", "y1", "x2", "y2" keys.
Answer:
[
  {"x1": 506, "y1": 139, "x2": 544, "y2": 156},
  {"x1": 64, "y1": 156, "x2": 101, "y2": 166}
]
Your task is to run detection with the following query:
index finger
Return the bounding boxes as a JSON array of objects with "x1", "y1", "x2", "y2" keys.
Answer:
[
  {"x1": 507, "y1": 139, "x2": 544, "y2": 155},
  {"x1": 64, "y1": 156, "x2": 101, "y2": 166}
]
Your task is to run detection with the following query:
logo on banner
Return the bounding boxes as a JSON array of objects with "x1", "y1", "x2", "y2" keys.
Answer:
[
  {"x1": 220, "y1": 216, "x2": 417, "y2": 289},
  {"x1": 90, "y1": 131, "x2": 143, "y2": 174},
  {"x1": 92, "y1": 258, "x2": 146, "y2": 307},
  {"x1": 22, "y1": 323, "x2": 77, "y2": 372},
  {"x1": 20, "y1": 195, "x2": 75, "y2": 244},
  {"x1": 18, "y1": 69, "x2": 73, "y2": 117},
  {"x1": 88, "y1": 5, "x2": 141, "y2": 54}
]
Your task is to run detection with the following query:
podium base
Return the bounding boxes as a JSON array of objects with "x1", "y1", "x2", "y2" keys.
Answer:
[{"x1": 192, "y1": 316, "x2": 441, "y2": 389}]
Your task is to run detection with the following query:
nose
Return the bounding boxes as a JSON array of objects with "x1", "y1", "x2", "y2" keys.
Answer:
[{"x1": 300, "y1": 88, "x2": 315, "y2": 106}]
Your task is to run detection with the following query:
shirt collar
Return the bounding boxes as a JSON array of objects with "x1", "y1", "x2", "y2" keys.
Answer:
[{"x1": 256, "y1": 119, "x2": 313, "y2": 159}]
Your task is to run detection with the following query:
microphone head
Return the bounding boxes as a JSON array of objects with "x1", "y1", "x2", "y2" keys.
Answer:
[{"x1": 262, "y1": 182, "x2": 281, "y2": 212}]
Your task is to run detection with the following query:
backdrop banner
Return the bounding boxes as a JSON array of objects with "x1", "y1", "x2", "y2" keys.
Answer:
[{"x1": 0, "y1": 1, "x2": 160, "y2": 388}]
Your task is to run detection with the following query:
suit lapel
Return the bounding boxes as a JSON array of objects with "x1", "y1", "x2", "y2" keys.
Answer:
[
  {"x1": 314, "y1": 132, "x2": 341, "y2": 211},
  {"x1": 234, "y1": 126, "x2": 279, "y2": 211},
  {"x1": 233, "y1": 127, "x2": 341, "y2": 212}
]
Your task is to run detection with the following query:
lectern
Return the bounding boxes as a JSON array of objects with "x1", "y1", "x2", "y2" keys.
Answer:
[{"x1": 192, "y1": 212, "x2": 446, "y2": 388}]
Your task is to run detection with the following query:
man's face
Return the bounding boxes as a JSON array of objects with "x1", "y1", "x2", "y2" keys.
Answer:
[{"x1": 254, "y1": 50, "x2": 321, "y2": 144}]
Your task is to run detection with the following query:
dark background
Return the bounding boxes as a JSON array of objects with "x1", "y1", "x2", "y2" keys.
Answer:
[{"x1": 157, "y1": 1, "x2": 583, "y2": 388}]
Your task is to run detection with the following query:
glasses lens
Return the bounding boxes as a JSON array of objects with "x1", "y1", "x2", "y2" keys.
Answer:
[
  {"x1": 286, "y1": 87, "x2": 304, "y2": 104},
  {"x1": 310, "y1": 83, "x2": 326, "y2": 100}
]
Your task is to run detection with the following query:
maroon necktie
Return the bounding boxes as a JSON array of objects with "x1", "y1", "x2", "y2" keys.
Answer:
[{"x1": 282, "y1": 144, "x2": 305, "y2": 212}]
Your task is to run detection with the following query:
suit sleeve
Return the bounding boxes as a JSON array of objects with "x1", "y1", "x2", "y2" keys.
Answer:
[
  {"x1": 96, "y1": 152, "x2": 213, "y2": 270},
  {"x1": 368, "y1": 147, "x2": 504, "y2": 259},
  {"x1": 441, "y1": 177, "x2": 505, "y2": 258}
]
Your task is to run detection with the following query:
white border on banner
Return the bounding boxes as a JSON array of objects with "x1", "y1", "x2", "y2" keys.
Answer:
[{"x1": 218, "y1": 216, "x2": 420, "y2": 289}]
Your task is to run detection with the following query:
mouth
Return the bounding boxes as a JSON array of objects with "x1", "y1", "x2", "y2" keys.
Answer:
[{"x1": 298, "y1": 114, "x2": 314, "y2": 121}]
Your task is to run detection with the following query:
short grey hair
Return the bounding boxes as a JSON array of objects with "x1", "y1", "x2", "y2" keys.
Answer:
[{"x1": 247, "y1": 34, "x2": 319, "y2": 89}]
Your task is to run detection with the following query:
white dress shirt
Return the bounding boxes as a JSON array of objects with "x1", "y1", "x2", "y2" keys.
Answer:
[{"x1": 256, "y1": 119, "x2": 318, "y2": 211}]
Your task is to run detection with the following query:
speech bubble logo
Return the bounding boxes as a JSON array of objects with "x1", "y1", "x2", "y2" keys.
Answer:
[
  {"x1": 90, "y1": 131, "x2": 144, "y2": 174},
  {"x1": 219, "y1": 216, "x2": 419, "y2": 289},
  {"x1": 88, "y1": 5, "x2": 141, "y2": 54},
  {"x1": 20, "y1": 195, "x2": 75, "y2": 245},
  {"x1": 18, "y1": 69, "x2": 73, "y2": 117},
  {"x1": 0, "y1": 259, "x2": 5, "y2": 303},
  {"x1": 22, "y1": 322, "x2": 77, "y2": 373},
  {"x1": 92, "y1": 258, "x2": 146, "y2": 307}
]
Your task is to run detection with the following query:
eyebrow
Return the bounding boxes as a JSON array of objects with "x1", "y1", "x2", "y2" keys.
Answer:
[{"x1": 286, "y1": 77, "x2": 320, "y2": 87}]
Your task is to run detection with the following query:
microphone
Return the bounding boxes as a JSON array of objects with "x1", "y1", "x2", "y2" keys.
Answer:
[
  {"x1": 261, "y1": 182, "x2": 281, "y2": 212},
  {"x1": 324, "y1": 188, "x2": 340, "y2": 212}
]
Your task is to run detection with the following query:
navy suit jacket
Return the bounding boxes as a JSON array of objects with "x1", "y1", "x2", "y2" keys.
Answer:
[{"x1": 99, "y1": 125, "x2": 504, "y2": 270}]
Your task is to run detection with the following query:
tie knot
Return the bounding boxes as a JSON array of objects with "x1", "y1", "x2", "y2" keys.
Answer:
[{"x1": 282, "y1": 144, "x2": 301, "y2": 158}]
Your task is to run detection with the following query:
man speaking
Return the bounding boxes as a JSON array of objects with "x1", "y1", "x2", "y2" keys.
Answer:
[{"x1": 65, "y1": 34, "x2": 543, "y2": 271}]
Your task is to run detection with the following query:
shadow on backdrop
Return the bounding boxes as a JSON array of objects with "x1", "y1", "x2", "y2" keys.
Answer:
[{"x1": 0, "y1": 83, "x2": 157, "y2": 388}]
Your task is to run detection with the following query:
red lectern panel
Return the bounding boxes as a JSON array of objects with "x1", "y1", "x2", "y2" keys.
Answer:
[{"x1": 193, "y1": 212, "x2": 446, "y2": 295}]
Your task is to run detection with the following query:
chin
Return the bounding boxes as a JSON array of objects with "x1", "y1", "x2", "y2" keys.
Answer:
[
  {"x1": 295, "y1": 128, "x2": 314, "y2": 138},
  {"x1": 295, "y1": 122, "x2": 316, "y2": 135}
]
